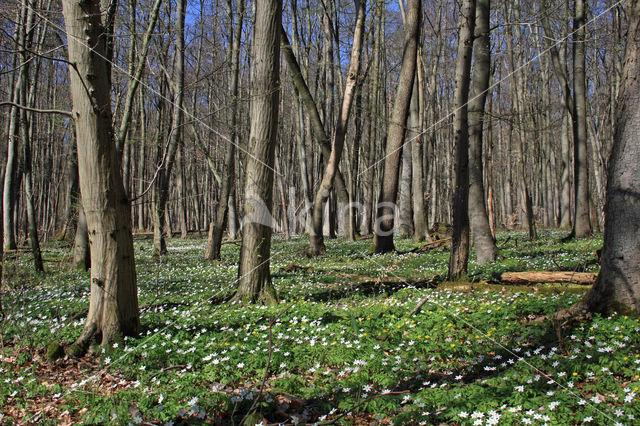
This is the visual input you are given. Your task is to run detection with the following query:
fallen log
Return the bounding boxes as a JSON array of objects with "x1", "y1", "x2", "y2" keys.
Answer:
[{"x1": 497, "y1": 271, "x2": 597, "y2": 285}]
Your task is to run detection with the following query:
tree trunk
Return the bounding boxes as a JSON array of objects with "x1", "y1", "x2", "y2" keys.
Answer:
[
  {"x1": 206, "y1": 0, "x2": 243, "y2": 261},
  {"x1": 397, "y1": 132, "x2": 413, "y2": 238},
  {"x1": 447, "y1": 0, "x2": 475, "y2": 280},
  {"x1": 233, "y1": 0, "x2": 281, "y2": 304},
  {"x1": 467, "y1": 0, "x2": 497, "y2": 265},
  {"x1": 153, "y1": 0, "x2": 186, "y2": 255},
  {"x1": 137, "y1": 88, "x2": 147, "y2": 231},
  {"x1": 58, "y1": 140, "x2": 80, "y2": 241},
  {"x1": 362, "y1": 2, "x2": 383, "y2": 236},
  {"x1": 560, "y1": 115, "x2": 572, "y2": 229},
  {"x1": 410, "y1": 70, "x2": 428, "y2": 242},
  {"x1": 561, "y1": 0, "x2": 640, "y2": 316},
  {"x1": 21, "y1": 102, "x2": 44, "y2": 273},
  {"x1": 372, "y1": 0, "x2": 421, "y2": 253},
  {"x1": 572, "y1": 0, "x2": 592, "y2": 238},
  {"x1": 3, "y1": 1, "x2": 34, "y2": 251},
  {"x1": 309, "y1": 0, "x2": 366, "y2": 255},
  {"x1": 62, "y1": 0, "x2": 139, "y2": 352},
  {"x1": 73, "y1": 205, "x2": 90, "y2": 271}
]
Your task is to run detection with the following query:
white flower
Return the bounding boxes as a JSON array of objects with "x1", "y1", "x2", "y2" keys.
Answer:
[
  {"x1": 458, "y1": 411, "x2": 469, "y2": 419},
  {"x1": 514, "y1": 385, "x2": 525, "y2": 392},
  {"x1": 471, "y1": 411, "x2": 484, "y2": 419}
]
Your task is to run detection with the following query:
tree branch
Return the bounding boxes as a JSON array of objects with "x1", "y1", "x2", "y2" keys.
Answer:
[{"x1": 0, "y1": 102, "x2": 73, "y2": 118}]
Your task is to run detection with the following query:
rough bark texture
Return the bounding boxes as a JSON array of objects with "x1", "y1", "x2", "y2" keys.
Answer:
[
  {"x1": 73, "y1": 206, "x2": 90, "y2": 271},
  {"x1": 373, "y1": 0, "x2": 420, "y2": 253},
  {"x1": 59, "y1": 139, "x2": 80, "y2": 241},
  {"x1": 576, "y1": 0, "x2": 640, "y2": 315},
  {"x1": 572, "y1": 0, "x2": 592, "y2": 238},
  {"x1": 309, "y1": 0, "x2": 366, "y2": 255},
  {"x1": 467, "y1": 0, "x2": 497, "y2": 265},
  {"x1": 447, "y1": 0, "x2": 476, "y2": 280},
  {"x1": 62, "y1": 0, "x2": 139, "y2": 351},
  {"x1": 233, "y1": 0, "x2": 281, "y2": 304}
]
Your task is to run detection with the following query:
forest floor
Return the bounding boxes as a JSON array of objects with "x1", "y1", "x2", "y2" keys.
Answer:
[{"x1": 1, "y1": 230, "x2": 639, "y2": 425}]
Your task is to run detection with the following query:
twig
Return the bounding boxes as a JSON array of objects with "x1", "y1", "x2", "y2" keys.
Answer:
[
  {"x1": 0, "y1": 101, "x2": 73, "y2": 118},
  {"x1": 410, "y1": 296, "x2": 430, "y2": 316}
]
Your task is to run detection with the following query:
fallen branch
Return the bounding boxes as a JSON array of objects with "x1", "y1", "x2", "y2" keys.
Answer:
[
  {"x1": 497, "y1": 271, "x2": 597, "y2": 285},
  {"x1": 410, "y1": 296, "x2": 430, "y2": 315},
  {"x1": 408, "y1": 237, "x2": 451, "y2": 253}
]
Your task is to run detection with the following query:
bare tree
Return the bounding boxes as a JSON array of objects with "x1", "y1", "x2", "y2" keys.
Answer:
[
  {"x1": 62, "y1": 0, "x2": 140, "y2": 352},
  {"x1": 3, "y1": 0, "x2": 36, "y2": 251},
  {"x1": 233, "y1": 0, "x2": 281, "y2": 304},
  {"x1": 152, "y1": 0, "x2": 186, "y2": 255},
  {"x1": 309, "y1": 0, "x2": 366, "y2": 255},
  {"x1": 557, "y1": 0, "x2": 640, "y2": 316},
  {"x1": 468, "y1": 0, "x2": 497, "y2": 264},
  {"x1": 447, "y1": 0, "x2": 475, "y2": 280},
  {"x1": 205, "y1": 0, "x2": 244, "y2": 261},
  {"x1": 372, "y1": 0, "x2": 421, "y2": 253},
  {"x1": 572, "y1": 0, "x2": 592, "y2": 238}
]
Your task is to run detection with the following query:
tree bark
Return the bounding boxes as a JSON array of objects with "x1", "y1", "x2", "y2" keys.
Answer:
[
  {"x1": 572, "y1": 0, "x2": 592, "y2": 238},
  {"x1": 62, "y1": 0, "x2": 139, "y2": 352},
  {"x1": 467, "y1": 0, "x2": 497, "y2": 265},
  {"x1": 397, "y1": 131, "x2": 413, "y2": 238},
  {"x1": 575, "y1": 0, "x2": 640, "y2": 315},
  {"x1": 21, "y1": 92, "x2": 44, "y2": 273},
  {"x1": 447, "y1": 0, "x2": 475, "y2": 280},
  {"x1": 73, "y1": 205, "x2": 90, "y2": 271},
  {"x1": 362, "y1": 2, "x2": 383, "y2": 236},
  {"x1": 372, "y1": 0, "x2": 421, "y2": 253},
  {"x1": 410, "y1": 71, "x2": 428, "y2": 242},
  {"x1": 233, "y1": 0, "x2": 281, "y2": 304}
]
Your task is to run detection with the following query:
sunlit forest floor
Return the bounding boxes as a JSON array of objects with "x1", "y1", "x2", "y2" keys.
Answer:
[{"x1": 1, "y1": 231, "x2": 639, "y2": 424}]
